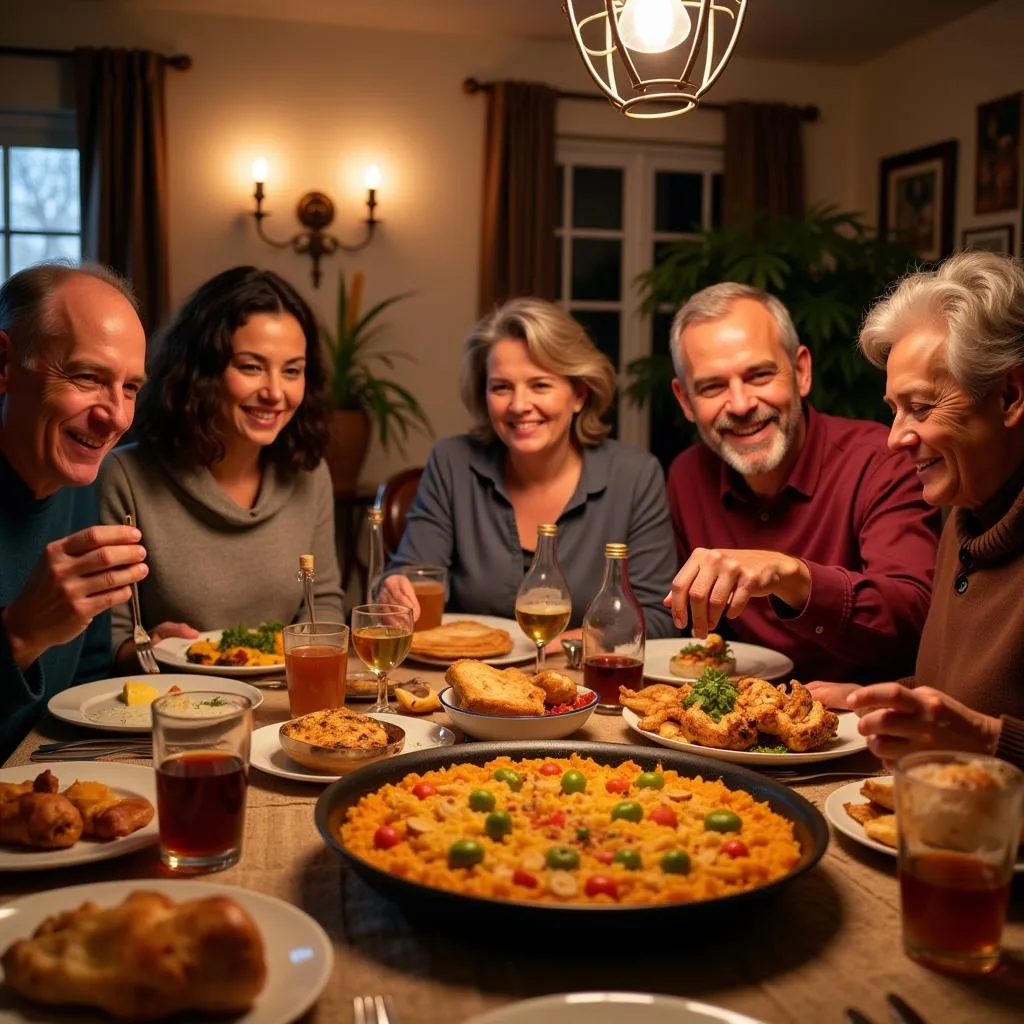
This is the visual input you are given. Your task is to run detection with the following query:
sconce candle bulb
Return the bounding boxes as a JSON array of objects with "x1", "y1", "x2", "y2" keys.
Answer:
[{"x1": 247, "y1": 158, "x2": 382, "y2": 288}]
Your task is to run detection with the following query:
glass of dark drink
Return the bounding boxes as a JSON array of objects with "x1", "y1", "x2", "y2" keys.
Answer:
[
  {"x1": 895, "y1": 750, "x2": 1024, "y2": 975},
  {"x1": 396, "y1": 566, "x2": 448, "y2": 632},
  {"x1": 152, "y1": 691, "x2": 252, "y2": 874}
]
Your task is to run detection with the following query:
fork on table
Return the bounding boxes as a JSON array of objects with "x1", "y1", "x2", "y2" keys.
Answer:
[
  {"x1": 847, "y1": 992, "x2": 929, "y2": 1024},
  {"x1": 760, "y1": 769, "x2": 886, "y2": 784},
  {"x1": 124, "y1": 514, "x2": 159, "y2": 674},
  {"x1": 353, "y1": 995, "x2": 399, "y2": 1024}
]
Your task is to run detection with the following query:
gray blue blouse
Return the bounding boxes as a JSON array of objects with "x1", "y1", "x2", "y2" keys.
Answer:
[{"x1": 385, "y1": 435, "x2": 678, "y2": 638}]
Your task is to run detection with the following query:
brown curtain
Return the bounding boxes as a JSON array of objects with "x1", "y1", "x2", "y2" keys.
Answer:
[
  {"x1": 478, "y1": 81, "x2": 559, "y2": 314},
  {"x1": 75, "y1": 48, "x2": 170, "y2": 333},
  {"x1": 723, "y1": 102, "x2": 805, "y2": 231}
]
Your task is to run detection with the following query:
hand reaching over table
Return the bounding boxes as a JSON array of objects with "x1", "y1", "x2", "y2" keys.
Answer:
[{"x1": 378, "y1": 573, "x2": 419, "y2": 621}]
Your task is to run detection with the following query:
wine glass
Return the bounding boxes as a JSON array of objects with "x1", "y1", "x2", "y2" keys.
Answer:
[
  {"x1": 351, "y1": 603, "x2": 414, "y2": 713},
  {"x1": 515, "y1": 524, "x2": 572, "y2": 674}
]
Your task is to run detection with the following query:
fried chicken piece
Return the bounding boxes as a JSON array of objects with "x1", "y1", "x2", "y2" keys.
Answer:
[
  {"x1": 638, "y1": 703, "x2": 684, "y2": 733},
  {"x1": 0, "y1": 770, "x2": 58, "y2": 805},
  {"x1": 62, "y1": 780, "x2": 154, "y2": 840},
  {"x1": 843, "y1": 801, "x2": 886, "y2": 827},
  {"x1": 676, "y1": 706, "x2": 760, "y2": 750},
  {"x1": 780, "y1": 678, "x2": 814, "y2": 723},
  {"x1": 530, "y1": 670, "x2": 578, "y2": 705},
  {"x1": 863, "y1": 814, "x2": 898, "y2": 849},
  {"x1": 0, "y1": 781, "x2": 33, "y2": 804},
  {"x1": 0, "y1": 793, "x2": 83, "y2": 849},
  {"x1": 860, "y1": 777, "x2": 895, "y2": 811},
  {"x1": 1, "y1": 890, "x2": 267, "y2": 1021},
  {"x1": 771, "y1": 697, "x2": 839, "y2": 752},
  {"x1": 619, "y1": 683, "x2": 685, "y2": 716}
]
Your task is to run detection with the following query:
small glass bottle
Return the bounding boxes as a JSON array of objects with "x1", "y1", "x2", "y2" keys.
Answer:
[
  {"x1": 366, "y1": 506, "x2": 385, "y2": 604},
  {"x1": 582, "y1": 542, "x2": 646, "y2": 713},
  {"x1": 515, "y1": 524, "x2": 572, "y2": 673},
  {"x1": 296, "y1": 553, "x2": 316, "y2": 627}
]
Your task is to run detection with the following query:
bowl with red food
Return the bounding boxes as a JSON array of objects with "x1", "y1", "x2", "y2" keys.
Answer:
[{"x1": 438, "y1": 659, "x2": 598, "y2": 740}]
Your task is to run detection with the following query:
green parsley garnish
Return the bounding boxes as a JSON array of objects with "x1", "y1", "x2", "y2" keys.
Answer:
[
  {"x1": 748, "y1": 743, "x2": 789, "y2": 754},
  {"x1": 218, "y1": 621, "x2": 284, "y2": 653},
  {"x1": 678, "y1": 639, "x2": 733, "y2": 659},
  {"x1": 199, "y1": 697, "x2": 228, "y2": 707},
  {"x1": 682, "y1": 668, "x2": 739, "y2": 722}
]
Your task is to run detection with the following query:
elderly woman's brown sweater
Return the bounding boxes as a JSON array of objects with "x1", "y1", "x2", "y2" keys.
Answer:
[{"x1": 913, "y1": 461, "x2": 1024, "y2": 769}]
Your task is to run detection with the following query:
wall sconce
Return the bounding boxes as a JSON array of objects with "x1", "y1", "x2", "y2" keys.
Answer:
[
  {"x1": 564, "y1": 0, "x2": 748, "y2": 119},
  {"x1": 249, "y1": 159, "x2": 380, "y2": 288}
]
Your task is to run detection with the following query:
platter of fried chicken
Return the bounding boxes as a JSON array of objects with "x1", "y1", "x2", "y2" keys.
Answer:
[
  {"x1": 619, "y1": 669, "x2": 867, "y2": 765},
  {"x1": 0, "y1": 764, "x2": 158, "y2": 870}
]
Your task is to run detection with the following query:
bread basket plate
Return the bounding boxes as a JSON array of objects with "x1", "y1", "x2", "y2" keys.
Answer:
[
  {"x1": 153, "y1": 630, "x2": 284, "y2": 676},
  {"x1": 250, "y1": 714, "x2": 456, "y2": 784},
  {"x1": 0, "y1": 878, "x2": 333, "y2": 1024},
  {"x1": 48, "y1": 675, "x2": 264, "y2": 734},
  {"x1": 407, "y1": 614, "x2": 536, "y2": 667},
  {"x1": 824, "y1": 777, "x2": 1024, "y2": 873},
  {"x1": 622, "y1": 707, "x2": 867, "y2": 766},
  {"x1": 642, "y1": 638, "x2": 794, "y2": 684},
  {"x1": 0, "y1": 763, "x2": 158, "y2": 872},
  {"x1": 462, "y1": 992, "x2": 769, "y2": 1024},
  {"x1": 315, "y1": 739, "x2": 828, "y2": 932}
]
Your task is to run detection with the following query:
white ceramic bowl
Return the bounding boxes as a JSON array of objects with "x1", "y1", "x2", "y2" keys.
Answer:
[{"x1": 438, "y1": 685, "x2": 598, "y2": 741}]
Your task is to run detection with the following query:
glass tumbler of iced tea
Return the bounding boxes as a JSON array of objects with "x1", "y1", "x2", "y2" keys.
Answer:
[
  {"x1": 895, "y1": 750, "x2": 1024, "y2": 975},
  {"x1": 283, "y1": 621, "x2": 349, "y2": 717},
  {"x1": 396, "y1": 566, "x2": 448, "y2": 632},
  {"x1": 152, "y1": 691, "x2": 253, "y2": 874}
]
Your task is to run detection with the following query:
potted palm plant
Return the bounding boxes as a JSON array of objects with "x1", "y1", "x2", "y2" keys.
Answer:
[{"x1": 321, "y1": 271, "x2": 432, "y2": 494}]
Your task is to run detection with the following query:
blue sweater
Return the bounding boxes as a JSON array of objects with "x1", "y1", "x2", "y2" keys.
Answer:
[{"x1": 0, "y1": 454, "x2": 113, "y2": 760}]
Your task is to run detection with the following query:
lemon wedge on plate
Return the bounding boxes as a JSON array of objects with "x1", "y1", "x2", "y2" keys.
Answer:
[{"x1": 122, "y1": 680, "x2": 159, "y2": 706}]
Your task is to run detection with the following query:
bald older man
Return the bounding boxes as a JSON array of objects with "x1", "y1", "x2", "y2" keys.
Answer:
[{"x1": 1, "y1": 264, "x2": 153, "y2": 756}]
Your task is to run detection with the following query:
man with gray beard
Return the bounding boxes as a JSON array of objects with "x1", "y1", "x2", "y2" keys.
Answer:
[{"x1": 663, "y1": 283, "x2": 940, "y2": 684}]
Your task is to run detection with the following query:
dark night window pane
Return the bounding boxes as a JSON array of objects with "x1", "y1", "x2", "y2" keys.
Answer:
[
  {"x1": 711, "y1": 173, "x2": 723, "y2": 228},
  {"x1": 572, "y1": 166, "x2": 623, "y2": 230},
  {"x1": 653, "y1": 239, "x2": 676, "y2": 266},
  {"x1": 554, "y1": 238, "x2": 563, "y2": 300},
  {"x1": 555, "y1": 163, "x2": 564, "y2": 228},
  {"x1": 571, "y1": 238, "x2": 621, "y2": 301},
  {"x1": 652, "y1": 311, "x2": 674, "y2": 359},
  {"x1": 572, "y1": 309, "x2": 621, "y2": 369},
  {"x1": 654, "y1": 171, "x2": 702, "y2": 233}
]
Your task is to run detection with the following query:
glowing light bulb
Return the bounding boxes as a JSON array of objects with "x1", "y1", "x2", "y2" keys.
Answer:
[
  {"x1": 616, "y1": 0, "x2": 692, "y2": 54},
  {"x1": 251, "y1": 157, "x2": 268, "y2": 183},
  {"x1": 364, "y1": 164, "x2": 382, "y2": 190}
]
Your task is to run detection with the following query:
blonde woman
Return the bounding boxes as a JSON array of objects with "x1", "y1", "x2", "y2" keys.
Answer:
[{"x1": 379, "y1": 298, "x2": 677, "y2": 637}]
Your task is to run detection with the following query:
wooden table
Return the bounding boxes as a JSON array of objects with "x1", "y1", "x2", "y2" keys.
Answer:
[{"x1": 2, "y1": 660, "x2": 1022, "y2": 1024}]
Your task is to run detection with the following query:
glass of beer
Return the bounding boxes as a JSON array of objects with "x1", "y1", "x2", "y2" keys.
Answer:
[
  {"x1": 283, "y1": 621, "x2": 349, "y2": 717},
  {"x1": 152, "y1": 691, "x2": 252, "y2": 874},
  {"x1": 351, "y1": 603, "x2": 414, "y2": 714},
  {"x1": 895, "y1": 750, "x2": 1024, "y2": 975},
  {"x1": 396, "y1": 565, "x2": 448, "y2": 632}
]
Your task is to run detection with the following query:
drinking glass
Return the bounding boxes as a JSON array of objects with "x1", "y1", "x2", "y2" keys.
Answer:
[
  {"x1": 395, "y1": 565, "x2": 448, "y2": 632},
  {"x1": 152, "y1": 691, "x2": 252, "y2": 874},
  {"x1": 895, "y1": 750, "x2": 1024, "y2": 975},
  {"x1": 283, "y1": 621, "x2": 349, "y2": 717},
  {"x1": 351, "y1": 603, "x2": 414, "y2": 713},
  {"x1": 515, "y1": 524, "x2": 571, "y2": 673}
]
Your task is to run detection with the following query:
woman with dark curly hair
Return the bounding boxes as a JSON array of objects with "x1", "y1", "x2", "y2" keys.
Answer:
[{"x1": 99, "y1": 266, "x2": 343, "y2": 662}]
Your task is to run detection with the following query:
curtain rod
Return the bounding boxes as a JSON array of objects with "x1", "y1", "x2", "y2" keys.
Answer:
[
  {"x1": 462, "y1": 77, "x2": 819, "y2": 122},
  {"x1": 0, "y1": 45, "x2": 192, "y2": 70}
]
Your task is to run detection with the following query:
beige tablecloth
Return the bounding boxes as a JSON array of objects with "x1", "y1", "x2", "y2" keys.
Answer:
[{"x1": 2, "y1": 661, "x2": 1022, "y2": 1024}]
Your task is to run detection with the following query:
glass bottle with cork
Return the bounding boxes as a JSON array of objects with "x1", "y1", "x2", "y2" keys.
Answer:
[
  {"x1": 582, "y1": 542, "x2": 646, "y2": 713},
  {"x1": 281, "y1": 552, "x2": 350, "y2": 717},
  {"x1": 515, "y1": 524, "x2": 572, "y2": 673}
]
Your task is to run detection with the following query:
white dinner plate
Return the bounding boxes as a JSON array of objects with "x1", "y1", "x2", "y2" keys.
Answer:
[
  {"x1": 48, "y1": 675, "x2": 264, "y2": 734},
  {"x1": 643, "y1": 637, "x2": 794, "y2": 684},
  {"x1": 0, "y1": 878, "x2": 333, "y2": 1024},
  {"x1": 0, "y1": 762, "x2": 158, "y2": 872},
  {"x1": 824, "y1": 777, "x2": 1024, "y2": 874},
  {"x1": 462, "y1": 992, "x2": 768, "y2": 1024},
  {"x1": 153, "y1": 630, "x2": 285, "y2": 676},
  {"x1": 622, "y1": 707, "x2": 868, "y2": 766},
  {"x1": 406, "y1": 613, "x2": 536, "y2": 667},
  {"x1": 250, "y1": 713, "x2": 457, "y2": 784}
]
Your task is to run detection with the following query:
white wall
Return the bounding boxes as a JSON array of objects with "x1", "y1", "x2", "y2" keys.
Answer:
[
  {"x1": 854, "y1": 0, "x2": 1024, "y2": 245},
  {"x1": 1, "y1": 0, "x2": 857, "y2": 485}
]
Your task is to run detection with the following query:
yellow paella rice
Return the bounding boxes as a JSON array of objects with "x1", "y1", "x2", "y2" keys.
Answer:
[{"x1": 340, "y1": 755, "x2": 802, "y2": 906}]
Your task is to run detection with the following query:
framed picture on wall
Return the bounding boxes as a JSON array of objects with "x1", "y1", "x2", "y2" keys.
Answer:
[
  {"x1": 961, "y1": 224, "x2": 1015, "y2": 255},
  {"x1": 878, "y1": 140, "x2": 958, "y2": 263},
  {"x1": 975, "y1": 92, "x2": 1022, "y2": 214}
]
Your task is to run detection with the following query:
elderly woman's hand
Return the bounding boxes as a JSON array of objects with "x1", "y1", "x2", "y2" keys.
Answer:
[
  {"x1": 377, "y1": 574, "x2": 421, "y2": 623},
  {"x1": 806, "y1": 681, "x2": 861, "y2": 710},
  {"x1": 846, "y1": 683, "x2": 1003, "y2": 765}
]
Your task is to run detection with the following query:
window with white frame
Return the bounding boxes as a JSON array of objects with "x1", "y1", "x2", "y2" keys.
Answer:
[
  {"x1": 0, "y1": 110, "x2": 81, "y2": 281},
  {"x1": 555, "y1": 139, "x2": 722, "y2": 459}
]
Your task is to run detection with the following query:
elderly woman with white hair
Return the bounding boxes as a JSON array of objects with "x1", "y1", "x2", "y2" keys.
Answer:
[{"x1": 820, "y1": 251, "x2": 1024, "y2": 769}]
